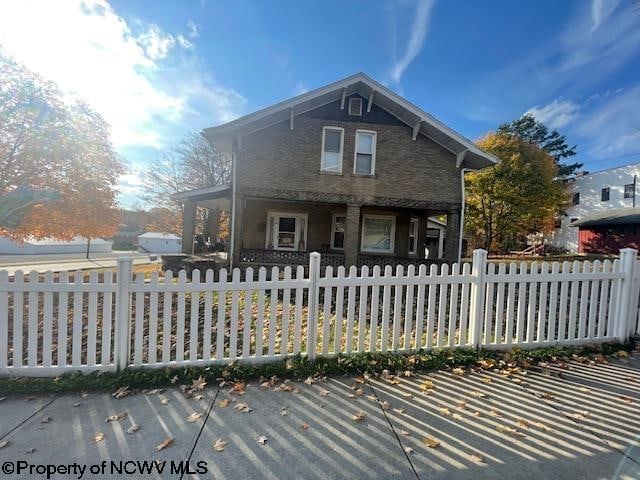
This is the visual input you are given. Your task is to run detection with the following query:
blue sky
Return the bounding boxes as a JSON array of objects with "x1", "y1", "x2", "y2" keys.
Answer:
[{"x1": 1, "y1": 0, "x2": 639, "y2": 208}]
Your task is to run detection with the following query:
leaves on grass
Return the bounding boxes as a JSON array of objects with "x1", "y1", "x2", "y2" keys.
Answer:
[
  {"x1": 422, "y1": 436, "x2": 440, "y2": 448},
  {"x1": 257, "y1": 436, "x2": 268, "y2": 445},
  {"x1": 126, "y1": 424, "x2": 140, "y2": 434},
  {"x1": 234, "y1": 402, "x2": 252, "y2": 413},
  {"x1": 90, "y1": 432, "x2": 105, "y2": 444},
  {"x1": 25, "y1": 447, "x2": 35, "y2": 454},
  {"x1": 112, "y1": 386, "x2": 130, "y2": 399},
  {"x1": 156, "y1": 437, "x2": 173, "y2": 451},
  {"x1": 352, "y1": 411, "x2": 367, "y2": 422},
  {"x1": 187, "y1": 412, "x2": 203, "y2": 423}
]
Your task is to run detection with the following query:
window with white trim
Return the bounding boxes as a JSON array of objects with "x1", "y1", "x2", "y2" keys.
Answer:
[
  {"x1": 354, "y1": 130, "x2": 376, "y2": 175},
  {"x1": 361, "y1": 215, "x2": 395, "y2": 253},
  {"x1": 408, "y1": 218, "x2": 418, "y2": 254},
  {"x1": 348, "y1": 97, "x2": 363, "y2": 116},
  {"x1": 331, "y1": 214, "x2": 345, "y2": 250},
  {"x1": 266, "y1": 213, "x2": 308, "y2": 251},
  {"x1": 321, "y1": 127, "x2": 344, "y2": 173}
]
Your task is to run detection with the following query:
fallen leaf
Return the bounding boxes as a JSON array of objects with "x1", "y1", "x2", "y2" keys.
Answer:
[
  {"x1": 234, "y1": 402, "x2": 252, "y2": 413},
  {"x1": 517, "y1": 419, "x2": 529, "y2": 429},
  {"x1": 156, "y1": 437, "x2": 173, "y2": 451},
  {"x1": 489, "y1": 409, "x2": 501, "y2": 417},
  {"x1": 480, "y1": 377, "x2": 492, "y2": 384},
  {"x1": 533, "y1": 422, "x2": 549, "y2": 431},
  {"x1": 470, "y1": 391, "x2": 487, "y2": 398},
  {"x1": 380, "y1": 401, "x2": 390, "y2": 410},
  {"x1": 25, "y1": 396, "x2": 34, "y2": 401},
  {"x1": 457, "y1": 400, "x2": 467, "y2": 409},
  {"x1": 400, "y1": 430, "x2": 411, "y2": 436},
  {"x1": 257, "y1": 436, "x2": 268, "y2": 445},
  {"x1": 146, "y1": 388, "x2": 162, "y2": 395},
  {"x1": 304, "y1": 376, "x2": 315, "y2": 385},
  {"x1": 228, "y1": 381, "x2": 244, "y2": 395},
  {"x1": 300, "y1": 423, "x2": 310, "y2": 430},
  {"x1": 105, "y1": 412, "x2": 127, "y2": 423},
  {"x1": 72, "y1": 402, "x2": 82, "y2": 407},
  {"x1": 578, "y1": 387, "x2": 591, "y2": 392},
  {"x1": 452, "y1": 413, "x2": 463, "y2": 420},
  {"x1": 354, "y1": 376, "x2": 366, "y2": 384},
  {"x1": 420, "y1": 380, "x2": 435, "y2": 390},
  {"x1": 0, "y1": 441, "x2": 8, "y2": 449},
  {"x1": 438, "y1": 407, "x2": 451, "y2": 416},
  {"x1": 452, "y1": 367, "x2": 465, "y2": 376},
  {"x1": 541, "y1": 392, "x2": 555, "y2": 399},
  {"x1": 25, "y1": 447, "x2": 35, "y2": 454},
  {"x1": 90, "y1": 433, "x2": 105, "y2": 444},
  {"x1": 614, "y1": 350, "x2": 630, "y2": 358},
  {"x1": 40, "y1": 416, "x2": 51, "y2": 424},
  {"x1": 422, "y1": 436, "x2": 440, "y2": 448},
  {"x1": 318, "y1": 389, "x2": 330, "y2": 397},
  {"x1": 213, "y1": 438, "x2": 227, "y2": 452},
  {"x1": 620, "y1": 396, "x2": 633, "y2": 404},
  {"x1": 126, "y1": 425, "x2": 140, "y2": 434},
  {"x1": 194, "y1": 394, "x2": 205, "y2": 401},
  {"x1": 219, "y1": 399, "x2": 230, "y2": 408},
  {"x1": 352, "y1": 411, "x2": 367, "y2": 422},
  {"x1": 366, "y1": 395, "x2": 377, "y2": 402},
  {"x1": 170, "y1": 375, "x2": 179, "y2": 384},
  {"x1": 471, "y1": 453, "x2": 485, "y2": 463},
  {"x1": 280, "y1": 407, "x2": 288, "y2": 416},
  {"x1": 496, "y1": 425, "x2": 525, "y2": 437},
  {"x1": 393, "y1": 408, "x2": 405, "y2": 414},
  {"x1": 160, "y1": 398, "x2": 170, "y2": 405},
  {"x1": 187, "y1": 412, "x2": 203, "y2": 423},
  {"x1": 112, "y1": 386, "x2": 130, "y2": 399},
  {"x1": 404, "y1": 446, "x2": 414, "y2": 454}
]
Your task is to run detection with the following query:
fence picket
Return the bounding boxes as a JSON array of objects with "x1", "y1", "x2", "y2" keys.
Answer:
[
  {"x1": 256, "y1": 267, "x2": 266, "y2": 358},
  {"x1": 134, "y1": 273, "x2": 144, "y2": 365},
  {"x1": 216, "y1": 269, "x2": 228, "y2": 360},
  {"x1": 598, "y1": 260, "x2": 611, "y2": 338},
  {"x1": 494, "y1": 263, "x2": 507, "y2": 344},
  {"x1": 102, "y1": 271, "x2": 113, "y2": 365},
  {"x1": 243, "y1": 268, "x2": 254, "y2": 358},
  {"x1": 578, "y1": 261, "x2": 590, "y2": 339},
  {"x1": 414, "y1": 264, "x2": 427, "y2": 349},
  {"x1": 203, "y1": 270, "x2": 213, "y2": 361},
  {"x1": 268, "y1": 266, "x2": 279, "y2": 357},
  {"x1": 588, "y1": 261, "x2": 600, "y2": 339},
  {"x1": 370, "y1": 266, "x2": 381, "y2": 352},
  {"x1": 425, "y1": 264, "x2": 438, "y2": 349},
  {"x1": 380, "y1": 265, "x2": 392, "y2": 352},
  {"x1": 190, "y1": 269, "x2": 201, "y2": 361},
  {"x1": 149, "y1": 272, "x2": 159, "y2": 364},
  {"x1": 42, "y1": 271, "x2": 53, "y2": 367},
  {"x1": 515, "y1": 262, "x2": 527, "y2": 344},
  {"x1": 403, "y1": 265, "x2": 415, "y2": 351},
  {"x1": 333, "y1": 266, "x2": 345, "y2": 353},
  {"x1": 322, "y1": 267, "x2": 333, "y2": 355},
  {"x1": 162, "y1": 271, "x2": 173, "y2": 363},
  {"x1": 229, "y1": 269, "x2": 241, "y2": 359},
  {"x1": 293, "y1": 265, "x2": 304, "y2": 354},
  {"x1": 27, "y1": 271, "x2": 38, "y2": 367},
  {"x1": 536, "y1": 263, "x2": 548, "y2": 343},
  {"x1": 436, "y1": 264, "x2": 449, "y2": 348},
  {"x1": 459, "y1": 263, "x2": 471, "y2": 346},
  {"x1": 0, "y1": 271, "x2": 8, "y2": 368},
  {"x1": 72, "y1": 270, "x2": 83, "y2": 367},
  {"x1": 546, "y1": 263, "x2": 559, "y2": 342},
  {"x1": 557, "y1": 262, "x2": 570, "y2": 342},
  {"x1": 87, "y1": 271, "x2": 98, "y2": 366},
  {"x1": 504, "y1": 263, "x2": 517, "y2": 345},
  {"x1": 483, "y1": 263, "x2": 496, "y2": 345},
  {"x1": 12, "y1": 271, "x2": 24, "y2": 368},
  {"x1": 358, "y1": 266, "x2": 369, "y2": 352},
  {"x1": 525, "y1": 262, "x2": 538, "y2": 343},
  {"x1": 567, "y1": 261, "x2": 580, "y2": 340},
  {"x1": 57, "y1": 271, "x2": 68, "y2": 367},
  {"x1": 447, "y1": 263, "x2": 460, "y2": 347},
  {"x1": 281, "y1": 267, "x2": 291, "y2": 355},
  {"x1": 176, "y1": 270, "x2": 187, "y2": 362},
  {"x1": 346, "y1": 266, "x2": 357, "y2": 354},
  {"x1": 391, "y1": 265, "x2": 404, "y2": 351}
]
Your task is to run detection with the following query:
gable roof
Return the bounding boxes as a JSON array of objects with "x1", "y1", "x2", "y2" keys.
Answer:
[{"x1": 202, "y1": 72, "x2": 497, "y2": 170}]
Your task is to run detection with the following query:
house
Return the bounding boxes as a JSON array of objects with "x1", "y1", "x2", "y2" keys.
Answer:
[
  {"x1": 547, "y1": 162, "x2": 640, "y2": 253},
  {"x1": 137, "y1": 232, "x2": 182, "y2": 254},
  {"x1": 0, "y1": 236, "x2": 112, "y2": 255},
  {"x1": 175, "y1": 73, "x2": 497, "y2": 269}
]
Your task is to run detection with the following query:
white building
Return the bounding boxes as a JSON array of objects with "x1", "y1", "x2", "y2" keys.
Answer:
[
  {"x1": 137, "y1": 232, "x2": 182, "y2": 254},
  {"x1": 547, "y1": 163, "x2": 640, "y2": 253},
  {"x1": 0, "y1": 236, "x2": 112, "y2": 255}
]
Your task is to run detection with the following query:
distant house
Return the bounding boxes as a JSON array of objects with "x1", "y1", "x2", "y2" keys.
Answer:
[
  {"x1": 0, "y1": 236, "x2": 112, "y2": 255},
  {"x1": 547, "y1": 163, "x2": 640, "y2": 254},
  {"x1": 175, "y1": 73, "x2": 496, "y2": 269},
  {"x1": 137, "y1": 232, "x2": 182, "y2": 254}
]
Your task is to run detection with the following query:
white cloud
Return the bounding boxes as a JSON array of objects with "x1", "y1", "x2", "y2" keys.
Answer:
[
  {"x1": 187, "y1": 19, "x2": 200, "y2": 38},
  {"x1": 0, "y1": 0, "x2": 245, "y2": 149},
  {"x1": 116, "y1": 170, "x2": 145, "y2": 195},
  {"x1": 525, "y1": 99, "x2": 580, "y2": 129},
  {"x1": 591, "y1": 0, "x2": 619, "y2": 31},
  {"x1": 575, "y1": 86, "x2": 640, "y2": 157},
  {"x1": 390, "y1": 0, "x2": 436, "y2": 84}
]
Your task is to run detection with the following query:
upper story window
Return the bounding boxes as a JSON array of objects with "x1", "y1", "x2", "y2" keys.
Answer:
[
  {"x1": 408, "y1": 218, "x2": 419, "y2": 255},
  {"x1": 572, "y1": 192, "x2": 580, "y2": 205},
  {"x1": 625, "y1": 183, "x2": 635, "y2": 199},
  {"x1": 601, "y1": 187, "x2": 610, "y2": 202},
  {"x1": 321, "y1": 127, "x2": 344, "y2": 173},
  {"x1": 348, "y1": 97, "x2": 363, "y2": 116},
  {"x1": 354, "y1": 130, "x2": 377, "y2": 175}
]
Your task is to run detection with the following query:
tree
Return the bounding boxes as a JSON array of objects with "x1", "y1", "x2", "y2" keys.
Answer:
[
  {"x1": 0, "y1": 49, "x2": 124, "y2": 248},
  {"x1": 497, "y1": 113, "x2": 580, "y2": 177},
  {"x1": 465, "y1": 133, "x2": 569, "y2": 253},
  {"x1": 143, "y1": 133, "x2": 231, "y2": 240}
]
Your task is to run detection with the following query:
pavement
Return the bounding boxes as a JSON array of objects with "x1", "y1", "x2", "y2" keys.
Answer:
[
  {"x1": 0, "y1": 251, "x2": 154, "y2": 275},
  {"x1": 0, "y1": 356, "x2": 640, "y2": 479}
]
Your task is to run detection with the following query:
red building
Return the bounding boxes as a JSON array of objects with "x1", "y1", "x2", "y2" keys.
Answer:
[{"x1": 572, "y1": 208, "x2": 640, "y2": 254}]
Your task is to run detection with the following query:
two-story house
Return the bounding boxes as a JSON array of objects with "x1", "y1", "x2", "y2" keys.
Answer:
[
  {"x1": 547, "y1": 162, "x2": 640, "y2": 254},
  {"x1": 175, "y1": 73, "x2": 496, "y2": 269}
]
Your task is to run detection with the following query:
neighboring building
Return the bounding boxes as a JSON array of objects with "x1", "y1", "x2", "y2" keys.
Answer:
[
  {"x1": 175, "y1": 73, "x2": 496, "y2": 268},
  {"x1": 137, "y1": 232, "x2": 182, "y2": 254},
  {"x1": 112, "y1": 210, "x2": 152, "y2": 250},
  {"x1": 0, "y1": 236, "x2": 112, "y2": 255},
  {"x1": 547, "y1": 163, "x2": 640, "y2": 253}
]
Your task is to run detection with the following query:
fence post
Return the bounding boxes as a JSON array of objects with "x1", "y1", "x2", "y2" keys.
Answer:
[
  {"x1": 306, "y1": 252, "x2": 321, "y2": 360},
  {"x1": 114, "y1": 257, "x2": 133, "y2": 370},
  {"x1": 616, "y1": 248, "x2": 637, "y2": 342},
  {"x1": 469, "y1": 249, "x2": 488, "y2": 349}
]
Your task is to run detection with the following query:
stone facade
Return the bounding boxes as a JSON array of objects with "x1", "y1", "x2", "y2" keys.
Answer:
[{"x1": 231, "y1": 94, "x2": 462, "y2": 266}]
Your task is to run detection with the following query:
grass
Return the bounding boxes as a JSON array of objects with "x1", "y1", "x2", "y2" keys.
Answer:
[{"x1": 0, "y1": 339, "x2": 633, "y2": 395}]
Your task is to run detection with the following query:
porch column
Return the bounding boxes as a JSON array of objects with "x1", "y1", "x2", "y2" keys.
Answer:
[
  {"x1": 344, "y1": 204, "x2": 361, "y2": 267},
  {"x1": 182, "y1": 200, "x2": 196, "y2": 254},
  {"x1": 444, "y1": 207, "x2": 461, "y2": 262}
]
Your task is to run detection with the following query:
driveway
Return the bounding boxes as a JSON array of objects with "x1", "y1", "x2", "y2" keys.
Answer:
[{"x1": 0, "y1": 355, "x2": 639, "y2": 479}]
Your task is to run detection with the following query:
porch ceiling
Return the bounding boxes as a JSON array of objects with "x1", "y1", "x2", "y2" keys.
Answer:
[{"x1": 174, "y1": 184, "x2": 231, "y2": 210}]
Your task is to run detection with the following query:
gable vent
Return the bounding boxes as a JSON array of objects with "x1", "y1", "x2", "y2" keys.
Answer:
[{"x1": 348, "y1": 97, "x2": 363, "y2": 116}]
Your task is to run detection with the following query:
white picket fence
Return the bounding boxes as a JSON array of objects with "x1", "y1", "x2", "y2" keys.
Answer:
[{"x1": 1, "y1": 249, "x2": 639, "y2": 377}]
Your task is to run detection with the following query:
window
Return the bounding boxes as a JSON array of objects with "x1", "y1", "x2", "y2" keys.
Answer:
[
  {"x1": 354, "y1": 130, "x2": 376, "y2": 175},
  {"x1": 348, "y1": 97, "x2": 363, "y2": 116},
  {"x1": 408, "y1": 218, "x2": 419, "y2": 254},
  {"x1": 625, "y1": 183, "x2": 635, "y2": 199},
  {"x1": 572, "y1": 192, "x2": 580, "y2": 205},
  {"x1": 331, "y1": 214, "x2": 345, "y2": 250},
  {"x1": 601, "y1": 187, "x2": 610, "y2": 202},
  {"x1": 266, "y1": 213, "x2": 308, "y2": 251},
  {"x1": 321, "y1": 127, "x2": 344, "y2": 173},
  {"x1": 361, "y1": 215, "x2": 395, "y2": 253}
]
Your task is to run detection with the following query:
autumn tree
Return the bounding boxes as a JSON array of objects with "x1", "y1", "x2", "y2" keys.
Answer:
[
  {"x1": 497, "y1": 114, "x2": 580, "y2": 177},
  {"x1": 0, "y1": 48, "x2": 124, "y2": 250},
  {"x1": 143, "y1": 133, "x2": 231, "y2": 240},
  {"x1": 465, "y1": 133, "x2": 569, "y2": 253}
]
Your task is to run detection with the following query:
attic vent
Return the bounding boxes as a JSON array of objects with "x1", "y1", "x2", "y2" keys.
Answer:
[{"x1": 348, "y1": 97, "x2": 363, "y2": 116}]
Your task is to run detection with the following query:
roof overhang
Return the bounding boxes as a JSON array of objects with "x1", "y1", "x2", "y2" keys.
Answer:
[
  {"x1": 202, "y1": 73, "x2": 497, "y2": 170},
  {"x1": 174, "y1": 184, "x2": 231, "y2": 210},
  {"x1": 570, "y1": 208, "x2": 640, "y2": 228}
]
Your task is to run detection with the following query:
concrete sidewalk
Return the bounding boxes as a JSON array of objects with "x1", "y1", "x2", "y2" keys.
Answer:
[{"x1": 1, "y1": 356, "x2": 640, "y2": 479}]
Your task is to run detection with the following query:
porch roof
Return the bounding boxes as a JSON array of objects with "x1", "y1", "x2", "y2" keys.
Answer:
[
  {"x1": 174, "y1": 184, "x2": 231, "y2": 210},
  {"x1": 202, "y1": 72, "x2": 497, "y2": 170},
  {"x1": 570, "y1": 208, "x2": 640, "y2": 228}
]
